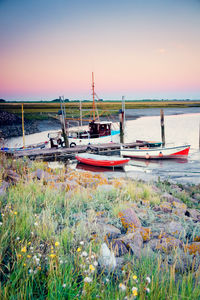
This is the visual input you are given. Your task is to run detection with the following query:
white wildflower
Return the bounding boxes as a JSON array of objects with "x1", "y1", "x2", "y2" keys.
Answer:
[
  {"x1": 29, "y1": 269, "x2": 33, "y2": 274},
  {"x1": 132, "y1": 287, "x2": 138, "y2": 292},
  {"x1": 0, "y1": 222, "x2": 2, "y2": 226},
  {"x1": 94, "y1": 261, "x2": 98, "y2": 266},
  {"x1": 81, "y1": 251, "x2": 88, "y2": 257},
  {"x1": 146, "y1": 276, "x2": 151, "y2": 284},
  {"x1": 34, "y1": 222, "x2": 38, "y2": 226},
  {"x1": 145, "y1": 287, "x2": 150, "y2": 293},
  {"x1": 59, "y1": 260, "x2": 63, "y2": 264},
  {"x1": 80, "y1": 241, "x2": 84, "y2": 245},
  {"x1": 106, "y1": 278, "x2": 109, "y2": 282},
  {"x1": 119, "y1": 283, "x2": 126, "y2": 291},
  {"x1": 84, "y1": 277, "x2": 92, "y2": 283},
  {"x1": 16, "y1": 236, "x2": 20, "y2": 241},
  {"x1": 62, "y1": 284, "x2": 66, "y2": 288}
]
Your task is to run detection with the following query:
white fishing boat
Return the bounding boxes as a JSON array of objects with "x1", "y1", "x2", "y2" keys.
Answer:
[
  {"x1": 120, "y1": 145, "x2": 190, "y2": 159},
  {"x1": 48, "y1": 73, "x2": 120, "y2": 148}
]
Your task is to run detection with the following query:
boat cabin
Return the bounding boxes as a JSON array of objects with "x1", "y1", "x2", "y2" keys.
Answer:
[{"x1": 89, "y1": 121, "x2": 112, "y2": 138}]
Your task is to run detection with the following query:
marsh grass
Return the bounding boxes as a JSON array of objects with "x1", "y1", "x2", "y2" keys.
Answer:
[{"x1": 0, "y1": 157, "x2": 200, "y2": 299}]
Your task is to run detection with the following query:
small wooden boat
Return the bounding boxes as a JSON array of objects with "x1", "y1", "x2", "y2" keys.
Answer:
[
  {"x1": 0, "y1": 141, "x2": 49, "y2": 152},
  {"x1": 75, "y1": 153, "x2": 130, "y2": 167},
  {"x1": 120, "y1": 145, "x2": 190, "y2": 159}
]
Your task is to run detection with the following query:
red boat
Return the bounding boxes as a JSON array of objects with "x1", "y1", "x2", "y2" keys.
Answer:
[{"x1": 75, "y1": 153, "x2": 130, "y2": 167}]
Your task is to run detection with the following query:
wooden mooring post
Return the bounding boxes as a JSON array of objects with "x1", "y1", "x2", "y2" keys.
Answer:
[
  {"x1": 119, "y1": 109, "x2": 124, "y2": 144},
  {"x1": 160, "y1": 109, "x2": 165, "y2": 147}
]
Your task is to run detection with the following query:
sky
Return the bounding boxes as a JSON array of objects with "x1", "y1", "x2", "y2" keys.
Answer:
[{"x1": 0, "y1": 0, "x2": 200, "y2": 101}]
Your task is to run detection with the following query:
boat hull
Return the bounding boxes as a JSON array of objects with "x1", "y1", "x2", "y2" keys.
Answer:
[
  {"x1": 69, "y1": 131, "x2": 120, "y2": 147},
  {"x1": 120, "y1": 145, "x2": 190, "y2": 159},
  {"x1": 75, "y1": 153, "x2": 130, "y2": 167},
  {"x1": 0, "y1": 141, "x2": 48, "y2": 152}
]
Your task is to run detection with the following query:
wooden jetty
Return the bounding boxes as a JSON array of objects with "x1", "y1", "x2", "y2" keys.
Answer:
[{"x1": 4, "y1": 141, "x2": 149, "y2": 161}]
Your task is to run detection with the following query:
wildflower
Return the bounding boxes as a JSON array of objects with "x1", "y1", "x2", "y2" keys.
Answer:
[
  {"x1": 77, "y1": 247, "x2": 81, "y2": 252},
  {"x1": 144, "y1": 287, "x2": 150, "y2": 293},
  {"x1": 14, "y1": 211, "x2": 18, "y2": 215},
  {"x1": 27, "y1": 255, "x2": 31, "y2": 258},
  {"x1": 17, "y1": 254, "x2": 22, "y2": 259},
  {"x1": 34, "y1": 222, "x2": 38, "y2": 226},
  {"x1": 21, "y1": 247, "x2": 27, "y2": 253},
  {"x1": 28, "y1": 242, "x2": 31, "y2": 245},
  {"x1": 89, "y1": 264, "x2": 95, "y2": 272},
  {"x1": 55, "y1": 241, "x2": 60, "y2": 247},
  {"x1": 30, "y1": 247, "x2": 34, "y2": 251},
  {"x1": 119, "y1": 283, "x2": 126, "y2": 291},
  {"x1": 29, "y1": 269, "x2": 33, "y2": 274},
  {"x1": 106, "y1": 278, "x2": 109, "y2": 282},
  {"x1": 132, "y1": 287, "x2": 138, "y2": 296},
  {"x1": 84, "y1": 277, "x2": 93, "y2": 283},
  {"x1": 37, "y1": 253, "x2": 42, "y2": 257},
  {"x1": 80, "y1": 241, "x2": 84, "y2": 245},
  {"x1": 16, "y1": 236, "x2": 20, "y2": 241},
  {"x1": 62, "y1": 283, "x2": 66, "y2": 288},
  {"x1": 94, "y1": 261, "x2": 98, "y2": 267},
  {"x1": 91, "y1": 254, "x2": 95, "y2": 259},
  {"x1": 0, "y1": 222, "x2": 2, "y2": 226},
  {"x1": 23, "y1": 263, "x2": 26, "y2": 266},
  {"x1": 37, "y1": 266, "x2": 41, "y2": 271},
  {"x1": 49, "y1": 253, "x2": 56, "y2": 258},
  {"x1": 81, "y1": 251, "x2": 88, "y2": 257},
  {"x1": 31, "y1": 232, "x2": 34, "y2": 235},
  {"x1": 132, "y1": 275, "x2": 137, "y2": 280},
  {"x1": 60, "y1": 260, "x2": 63, "y2": 264},
  {"x1": 146, "y1": 276, "x2": 151, "y2": 284}
]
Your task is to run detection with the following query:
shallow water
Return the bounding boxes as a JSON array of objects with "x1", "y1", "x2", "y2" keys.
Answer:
[{"x1": 5, "y1": 107, "x2": 200, "y2": 184}]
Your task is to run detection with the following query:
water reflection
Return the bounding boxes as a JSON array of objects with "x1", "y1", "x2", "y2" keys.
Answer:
[{"x1": 76, "y1": 162, "x2": 125, "y2": 173}]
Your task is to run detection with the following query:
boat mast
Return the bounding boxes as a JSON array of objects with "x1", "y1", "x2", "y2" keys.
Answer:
[
  {"x1": 21, "y1": 104, "x2": 25, "y2": 148},
  {"x1": 92, "y1": 72, "x2": 95, "y2": 121}
]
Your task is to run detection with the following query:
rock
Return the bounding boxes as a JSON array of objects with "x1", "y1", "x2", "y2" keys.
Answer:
[
  {"x1": 98, "y1": 243, "x2": 116, "y2": 271},
  {"x1": 166, "y1": 221, "x2": 185, "y2": 237},
  {"x1": 0, "y1": 181, "x2": 9, "y2": 197},
  {"x1": 161, "y1": 192, "x2": 182, "y2": 204},
  {"x1": 186, "y1": 242, "x2": 200, "y2": 255},
  {"x1": 140, "y1": 227, "x2": 152, "y2": 241},
  {"x1": 6, "y1": 170, "x2": 21, "y2": 183},
  {"x1": 35, "y1": 169, "x2": 52, "y2": 181},
  {"x1": 121, "y1": 230, "x2": 143, "y2": 255},
  {"x1": 193, "y1": 193, "x2": 200, "y2": 201},
  {"x1": 155, "y1": 236, "x2": 183, "y2": 253},
  {"x1": 147, "y1": 239, "x2": 160, "y2": 251},
  {"x1": 109, "y1": 240, "x2": 128, "y2": 257},
  {"x1": 173, "y1": 249, "x2": 196, "y2": 273},
  {"x1": 159, "y1": 202, "x2": 172, "y2": 213},
  {"x1": 172, "y1": 201, "x2": 187, "y2": 211},
  {"x1": 118, "y1": 208, "x2": 141, "y2": 230},
  {"x1": 185, "y1": 209, "x2": 200, "y2": 221},
  {"x1": 172, "y1": 208, "x2": 186, "y2": 217}
]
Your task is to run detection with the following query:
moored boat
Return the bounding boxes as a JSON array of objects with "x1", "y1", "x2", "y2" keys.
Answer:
[
  {"x1": 120, "y1": 145, "x2": 190, "y2": 159},
  {"x1": 0, "y1": 141, "x2": 49, "y2": 152},
  {"x1": 75, "y1": 153, "x2": 130, "y2": 167}
]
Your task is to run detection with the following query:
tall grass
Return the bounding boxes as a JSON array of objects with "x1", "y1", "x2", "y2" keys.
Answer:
[{"x1": 0, "y1": 157, "x2": 199, "y2": 299}]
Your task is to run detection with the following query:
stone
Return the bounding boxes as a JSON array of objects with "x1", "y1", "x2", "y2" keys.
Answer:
[
  {"x1": 159, "y1": 202, "x2": 172, "y2": 213},
  {"x1": 6, "y1": 170, "x2": 21, "y2": 183},
  {"x1": 161, "y1": 192, "x2": 182, "y2": 204},
  {"x1": 185, "y1": 209, "x2": 200, "y2": 221},
  {"x1": 118, "y1": 208, "x2": 141, "y2": 230},
  {"x1": 98, "y1": 243, "x2": 116, "y2": 271},
  {"x1": 172, "y1": 208, "x2": 186, "y2": 217},
  {"x1": 121, "y1": 230, "x2": 143, "y2": 252},
  {"x1": 147, "y1": 239, "x2": 160, "y2": 251},
  {"x1": 166, "y1": 221, "x2": 185, "y2": 237},
  {"x1": 109, "y1": 240, "x2": 128, "y2": 257},
  {"x1": 186, "y1": 242, "x2": 200, "y2": 255},
  {"x1": 155, "y1": 236, "x2": 183, "y2": 253},
  {"x1": 0, "y1": 181, "x2": 9, "y2": 196},
  {"x1": 172, "y1": 201, "x2": 187, "y2": 211},
  {"x1": 127, "y1": 244, "x2": 141, "y2": 258}
]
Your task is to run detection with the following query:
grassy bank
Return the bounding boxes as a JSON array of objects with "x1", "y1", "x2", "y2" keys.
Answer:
[{"x1": 0, "y1": 155, "x2": 200, "y2": 299}]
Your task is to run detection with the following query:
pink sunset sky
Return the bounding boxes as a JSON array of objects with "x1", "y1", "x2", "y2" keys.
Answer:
[{"x1": 0, "y1": 0, "x2": 200, "y2": 101}]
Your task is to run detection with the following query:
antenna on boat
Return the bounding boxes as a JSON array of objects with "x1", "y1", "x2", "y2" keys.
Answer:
[
  {"x1": 91, "y1": 72, "x2": 100, "y2": 122},
  {"x1": 21, "y1": 103, "x2": 25, "y2": 148},
  {"x1": 92, "y1": 72, "x2": 95, "y2": 121}
]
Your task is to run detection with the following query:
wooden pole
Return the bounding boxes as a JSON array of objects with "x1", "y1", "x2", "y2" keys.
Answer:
[
  {"x1": 22, "y1": 104, "x2": 25, "y2": 148},
  {"x1": 119, "y1": 109, "x2": 124, "y2": 144},
  {"x1": 80, "y1": 99, "x2": 82, "y2": 127},
  {"x1": 60, "y1": 96, "x2": 69, "y2": 148},
  {"x1": 160, "y1": 109, "x2": 165, "y2": 147},
  {"x1": 199, "y1": 122, "x2": 200, "y2": 150},
  {"x1": 92, "y1": 72, "x2": 95, "y2": 121}
]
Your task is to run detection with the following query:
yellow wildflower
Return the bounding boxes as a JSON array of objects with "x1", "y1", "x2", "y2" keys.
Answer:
[
  {"x1": 77, "y1": 247, "x2": 81, "y2": 252},
  {"x1": 23, "y1": 263, "x2": 26, "y2": 266},
  {"x1": 49, "y1": 253, "x2": 56, "y2": 258},
  {"x1": 55, "y1": 241, "x2": 60, "y2": 247},
  {"x1": 27, "y1": 255, "x2": 31, "y2": 258},
  {"x1": 132, "y1": 275, "x2": 137, "y2": 280},
  {"x1": 132, "y1": 287, "x2": 138, "y2": 296},
  {"x1": 37, "y1": 266, "x2": 41, "y2": 271},
  {"x1": 28, "y1": 242, "x2": 31, "y2": 245},
  {"x1": 17, "y1": 254, "x2": 22, "y2": 259},
  {"x1": 21, "y1": 247, "x2": 27, "y2": 253},
  {"x1": 14, "y1": 211, "x2": 18, "y2": 215},
  {"x1": 89, "y1": 264, "x2": 95, "y2": 271}
]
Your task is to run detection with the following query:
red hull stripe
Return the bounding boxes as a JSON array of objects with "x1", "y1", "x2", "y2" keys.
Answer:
[{"x1": 170, "y1": 147, "x2": 190, "y2": 156}]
